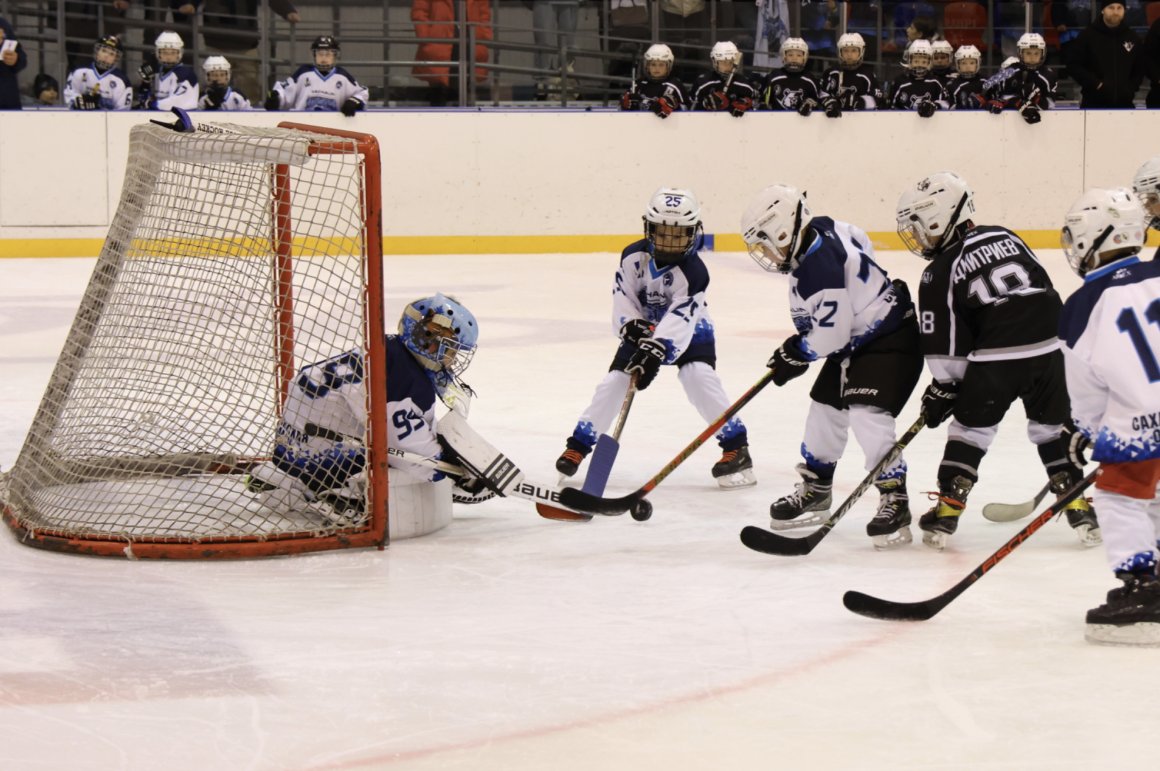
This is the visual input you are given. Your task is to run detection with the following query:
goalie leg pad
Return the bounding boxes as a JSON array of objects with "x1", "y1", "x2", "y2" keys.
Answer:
[{"x1": 436, "y1": 411, "x2": 525, "y2": 496}]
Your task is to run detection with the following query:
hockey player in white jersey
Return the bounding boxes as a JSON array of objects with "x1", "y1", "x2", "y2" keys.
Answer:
[
  {"x1": 556, "y1": 188, "x2": 755, "y2": 489},
  {"x1": 135, "y1": 31, "x2": 199, "y2": 111},
  {"x1": 198, "y1": 56, "x2": 251, "y2": 111},
  {"x1": 1058, "y1": 188, "x2": 1160, "y2": 645},
  {"x1": 265, "y1": 36, "x2": 368, "y2": 116},
  {"x1": 1133, "y1": 155, "x2": 1160, "y2": 261},
  {"x1": 246, "y1": 294, "x2": 483, "y2": 513},
  {"x1": 64, "y1": 35, "x2": 132, "y2": 111},
  {"x1": 741, "y1": 185, "x2": 923, "y2": 548}
]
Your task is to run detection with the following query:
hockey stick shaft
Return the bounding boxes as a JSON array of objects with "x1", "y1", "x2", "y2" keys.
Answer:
[
  {"x1": 981, "y1": 480, "x2": 1051, "y2": 523},
  {"x1": 843, "y1": 469, "x2": 1098, "y2": 621},
  {"x1": 581, "y1": 374, "x2": 639, "y2": 495},
  {"x1": 559, "y1": 369, "x2": 776, "y2": 514},
  {"x1": 740, "y1": 414, "x2": 925, "y2": 557}
]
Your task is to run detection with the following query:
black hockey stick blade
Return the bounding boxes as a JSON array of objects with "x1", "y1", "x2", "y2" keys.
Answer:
[
  {"x1": 739, "y1": 525, "x2": 819, "y2": 556},
  {"x1": 557, "y1": 486, "x2": 640, "y2": 516},
  {"x1": 843, "y1": 469, "x2": 1097, "y2": 622}
]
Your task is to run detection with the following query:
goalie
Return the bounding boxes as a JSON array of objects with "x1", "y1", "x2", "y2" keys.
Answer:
[{"x1": 246, "y1": 293, "x2": 490, "y2": 513}]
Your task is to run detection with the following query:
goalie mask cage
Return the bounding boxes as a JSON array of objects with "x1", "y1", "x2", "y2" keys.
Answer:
[{"x1": 0, "y1": 121, "x2": 389, "y2": 558}]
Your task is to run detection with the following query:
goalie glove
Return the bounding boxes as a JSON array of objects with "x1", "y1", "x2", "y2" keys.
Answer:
[
  {"x1": 916, "y1": 98, "x2": 937, "y2": 118},
  {"x1": 204, "y1": 85, "x2": 227, "y2": 110},
  {"x1": 625, "y1": 337, "x2": 665, "y2": 390},
  {"x1": 340, "y1": 97, "x2": 364, "y2": 117},
  {"x1": 451, "y1": 473, "x2": 497, "y2": 505},
  {"x1": 729, "y1": 96, "x2": 753, "y2": 117},
  {"x1": 797, "y1": 98, "x2": 815, "y2": 117},
  {"x1": 767, "y1": 335, "x2": 811, "y2": 386},
  {"x1": 649, "y1": 96, "x2": 675, "y2": 118},
  {"x1": 823, "y1": 96, "x2": 842, "y2": 118},
  {"x1": 264, "y1": 90, "x2": 281, "y2": 111},
  {"x1": 619, "y1": 318, "x2": 656, "y2": 347}
]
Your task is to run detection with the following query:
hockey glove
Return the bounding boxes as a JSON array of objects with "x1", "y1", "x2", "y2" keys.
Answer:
[
  {"x1": 797, "y1": 98, "x2": 815, "y2": 117},
  {"x1": 986, "y1": 99, "x2": 1005, "y2": 115},
  {"x1": 920, "y1": 380, "x2": 960, "y2": 428},
  {"x1": 649, "y1": 96, "x2": 675, "y2": 118},
  {"x1": 729, "y1": 96, "x2": 753, "y2": 117},
  {"x1": 204, "y1": 85, "x2": 226, "y2": 110},
  {"x1": 916, "y1": 98, "x2": 937, "y2": 118},
  {"x1": 132, "y1": 87, "x2": 152, "y2": 110},
  {"x1": 264, "y1": 90, "x2": 281, "y2": 111},
  {"x1": 1061, "y1": 420, "x2": 1091, "y2": 468},
  {"x1": 1020, "y1": 104, "x2": 1041, "y2": 125},
  {"x1": 626, "y1": 338, "x2": 665, "y2": 390},
  {"x1": 340, "y1": 97, "x2": 364, "y2": 117},
  {"x1": 823, "y1": 96, "x2": 842, "y2": 118},
  {"x1": 767, "y1": 335, "x2": 811, "y2": 386},
  {"x1": 620, "y1": 91, "x2": 641, "y2": 111},
  {"x1": 138, "y1": 58, "x2": 157, "y2": 83},
  {"x1": 619, "y1": 318, "x2": 656, "y2": 347},
  {"x1": 702, "y1": 89, "x2": 729, "y2": 111},
  {"x1": 75, "y1": 91, "x2": 101, "y2": 110}
]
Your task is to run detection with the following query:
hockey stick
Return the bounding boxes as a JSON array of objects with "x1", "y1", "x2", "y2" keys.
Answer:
[
  {"x1": 558, "y1": 369, "x2": 776, "y2": 516},
  {"x1": 982, "y1": 481, "x2": 1051, "y2": 523},
  {"x1": 581, "y1": 374, "x2": 639, "y2": 496},
  {"x1": 740, "y1": 414, "x2": 925, "y2": 557},
  {"x1": 842, "y1": 469, "x2": 1098, "y2": 622}
]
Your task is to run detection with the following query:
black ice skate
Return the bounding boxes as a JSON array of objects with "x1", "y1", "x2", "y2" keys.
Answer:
[
  {"x1": 1085, "y1": 573, "x2": 1160, "y2": 647},
  {"x1": 918, "y1": 475, "x2": 972, "y2": 551},
  {"x1": 712, "y1": 445, "x2": 756, "y2": 489},
  {"x1": 555, "y1": 446, "x2": 587, "y2": 479},
  {"x1": 866, "y1": 477, "x2": 912, "y2": 550},
  {"x1": 1051, "y1": 471, "x2": 1101, "y2": 547},
  {"x1": 769, "y1": 463, "x2": 832, "y2": 530}
]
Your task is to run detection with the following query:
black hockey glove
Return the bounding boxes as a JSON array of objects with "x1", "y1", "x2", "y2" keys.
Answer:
[
  {"x1": 264, "y1": 90, "x2": 281, "y2": 111},
  {"x1": 204, "y1": 85, "x2": 226, "y2": 110},
  {"x1": 619, "y1": 318, "x2": 656, "y2": 347},
  {"x1": 620, "y1": 91, "x2": 641, "y2": 111},
  {"x1": 649, "y1": 96, "x2": 675, "y2": 118},
  {"x1": 138, "y1": 58, "x2": 157, "y2": 83},
  {"x1": 767, "y1": 335, "x2": 811, "y2": 386},
  {"x1": 1020, "y1": 104, "x2": 1041, "y2": 125},
  {"x1": 1061, "y1": 420, "x2": 1091, "y2": 468},
  {"x1": 340, "y1": 97, "x2": 364, "y2": 117},
  {"x1": 729, "y1": 96, "x2": 753, "y2": 117},
  {"x1": 920, "y1": 380, "x2": 960, "y2": 428},
  {"x1": 703, "y1": 89, "x2": 729, "y2": 111},
  {"x1": 916, "y1": 98, "x2": 937, "y2": 118},
  {"x1": 797, "y1": 98, "x2": 815, "y2": 117},
  {"x1": 74, "y1": 91, "x2": 101, "y2": 110},
  {"x1": 986, "y1": 99, "x2": 1005, "y2": 115},
  {"x1": 823, "y1": 96, "x2": 842, "y2": 118},
  {"x1": 626, "y1": 338, "x2": 665, "y2": 390}
]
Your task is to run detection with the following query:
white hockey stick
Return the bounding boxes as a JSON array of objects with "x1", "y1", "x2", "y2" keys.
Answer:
[{"x1": 982, "y1": 481, "x2": 1050, "y2": 523}]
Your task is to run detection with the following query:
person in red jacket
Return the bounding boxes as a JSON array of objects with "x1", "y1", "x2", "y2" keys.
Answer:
[{"x1": 412, "y1": 0, "x2": 493, "y2": 106}]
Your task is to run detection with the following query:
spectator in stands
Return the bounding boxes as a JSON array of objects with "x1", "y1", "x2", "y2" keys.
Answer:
[
  {"x1": 1145, "y1": 6, "x2": 1160, "y2": 108},
  {"x1": 891, "y1": 2, "x2": 936, "y2": 52},
  {"x1": 0, "y1": 16, "x2": 27, "y2": 110},
  {"x1": 1067, "y1": 0, "x2": 1143, "y2": 108},
  {"x1": 33, "y1": 73, "x2": 60, "y2": 105},
  {"x1": 412, "y1": 0, "x2": 493, "y2": 106}
]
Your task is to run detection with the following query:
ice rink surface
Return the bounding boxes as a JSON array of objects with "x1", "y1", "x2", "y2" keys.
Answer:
[{"x1": 0, "y1": 249, "x2": 1157, "y2": 771}]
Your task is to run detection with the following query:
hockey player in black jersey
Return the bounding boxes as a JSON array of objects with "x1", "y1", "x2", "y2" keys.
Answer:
[
  {"x1": 983, "y1": 33, "x2": 1058, "y2": 125},
  {"x1": 929, "y1": 39, "x2": 955, "y2": 91},
  {"x1": 762, "y1": 37, "x2": 823, "y2": 115},
  {"x1": 819, "y1": 32, "x2": 884, "y2": 117},
  {"x1": 690, "y1": 41, "x2": 758, "y2": 116},
  {"x1": 948, "y1": 45, "x2": 986, "y2": 109},
  {"x1": 620, "y1": 43, "x2": 687, "y2": 119},
  {"x1": 1131, "y1": 155, "x2": 1160, "y2": 260},
  {"x1": 895, "y1": 171, "x2": 1099, "y2": 550},
  {"x1": 889, "y1": 39, "x2": 947, "y2": 117}
]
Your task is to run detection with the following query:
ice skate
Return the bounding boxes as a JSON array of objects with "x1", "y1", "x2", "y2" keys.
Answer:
[
  {"x1": 769, "y1": 463, "x2": 832, "y2": 530},
  {"x1": 918, "y1": 476, "x2": 972, "y2": 551},
  {"x1": 1049, "y1": 471, "x2": 1101, "y2": 546},
  {"x1": 555, "y1": 445, "x2": 588, "y2": 482},
  {"x1": 866, "y1": 477, "x2": 912, "y2": 550},
  {"x1": 244, "y1": 461, "x2": 315, "y2": 513},
  {"x1": 317, "y1": 472, "x2": 367, "y2": 526},
  {"x1": 1085, "y1": 573, "x2": 1160, "y2": 647},
  {"x1": 712, "y1": 446, "x2": 756, "y2": 489}
]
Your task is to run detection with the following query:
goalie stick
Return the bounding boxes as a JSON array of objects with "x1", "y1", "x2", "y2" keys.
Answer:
[
  {"x1": 558, "y1": 370, "x2": 776, "y2": 516},
  {"x1": 842, "y1": 469, "x2": 1098, "y2": 622},
  {"x1": 981, "y1": 480, "x2": 1050, "y2": 523},
  {"x1": 581, "y1": 374, "x2": 638, "y2": 496},
  {"x1": 740, "y1": 414, "x2": 925, "y2": 557}
]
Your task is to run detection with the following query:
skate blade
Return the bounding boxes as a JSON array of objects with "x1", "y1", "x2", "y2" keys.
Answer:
[
  {"x1": 1073, "y1": 524, "x2": 1102, "y2": 548},
  {"x1": 716, "y1": 469, "x2": 756, "y2": 490},
  {"x1": 921, "y1": 530, "x2": 950, "y2": 551},
  {"x1": 1085, "y1": 621, "x2": 1160, "y2": 647},
  {"x1": 769, "y1": 510, "x2": 828, "y2": 531},
  {"x1": 871, "y1": 526, "x2": 913, "y2": 551}
]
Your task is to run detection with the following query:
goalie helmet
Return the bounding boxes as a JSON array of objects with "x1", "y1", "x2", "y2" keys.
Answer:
[
  {"x1": 203, "y1": 55, "x2": 232, "y2": 86},
  {"x1": 1017, "y1": 32, "x2": 1046, "y2": 69},
  {"x1": 399, "y1": 294, "x2": 479, "y2": 379},
  {"x1": 644, "y1": 44, "x2": 674, "y2": 79},
  {"x1": 155, "y1": 31, "x2": 184, "y2": 65},
  {"x1": 904, "y1": 39, "x2": 933, "y2": 77},
  {"x1": 312, "y1": 35, "x2": 340, "y2": 73},
  {"x1": 740, "y1": 184, "x2": 813, "y2": 274},
  {"x1": 1060, "y1": 188, "x2": 1146, "y2": 277},
  {"x1": 954, "y1": 44, "x2": 981, "y2": 77},
  {"x1": 931, "y1": 39, "x2": 953, "y2": 71},
  {"x1": 896, "y1": 171, "x2": 975, "y2": 259},
  {"x1": 837, "y1": 32, "x2": 865, "y2": 70},
  {"x1": 643, "y1": 188, "x2": 703, "y2": 265},
  {"x1": 780, "y1": 37, "x2": 808, "y2": 73},
  {"x1": 710, "y1": 41, "x2": 742, "y2": 75},
  {"x1": 93, "y1": 35, "x2": 122, "y2": 72},
  {"x1": 1131, "y1": 155, "x2": 1160, "y2": 231}
]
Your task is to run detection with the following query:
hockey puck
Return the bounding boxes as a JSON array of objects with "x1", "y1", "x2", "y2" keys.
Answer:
[{"x1": 630, "y1": 499, "x2": 653, "y2": 522}]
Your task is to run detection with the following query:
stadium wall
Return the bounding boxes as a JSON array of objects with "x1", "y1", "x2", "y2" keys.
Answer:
[{"x1": 0, "y1": 109, "x2": 1157, "y2": 257}]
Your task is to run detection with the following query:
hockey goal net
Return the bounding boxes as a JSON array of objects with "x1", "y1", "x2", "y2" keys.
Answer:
[{"x1": 0, "y1": 121, "x2": 390, "y2": 558}]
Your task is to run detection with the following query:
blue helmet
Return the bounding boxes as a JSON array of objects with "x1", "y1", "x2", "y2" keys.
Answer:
[{"x1": 398, "y1": 294, "x2": 478, "y2": 379}]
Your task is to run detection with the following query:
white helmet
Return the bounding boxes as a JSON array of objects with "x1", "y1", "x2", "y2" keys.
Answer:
[
  {"x1": 710, "y1": 41, "x2": 742, "y2": 75},
  {"x1": 931, "y1": 39, "x2": 954, "y2": 68},
  {"x1": 644, "y1": 44, "x2": 674, "y2": 78},
  {"x1": 1017, "y1": 32, "x2": 1046, "y2": 68},
  {"x1": 155, "y1": 30, "x2": 184, "y2": 63},
  {"x1": 1061, "y1": 188, "x2": 1146, "y2": 276},
  {"x1": 740, "y1": 184, "x2": 813, "y2": 274},
  {"x1": 643, "y1": 188, "x2": 703, "y2": 264},
  {"x1": 1131, "y1": 155, "x2": 1160, "y2": 230},
  {"x1": 780, "y1": 37, "x2": 809, "y2": 73},
  {"x1": 837, "y1": 32, "x2": 865, "y2": 70},
  {"x1": 954, "y1": 44, "x2": 981, "y2": 76},
  {"x1": 904, "y1": 39, "x2": 933, "y2": 76},
  {"x1": 896, "y1": 171, "x2": 976, "y2": 258}
]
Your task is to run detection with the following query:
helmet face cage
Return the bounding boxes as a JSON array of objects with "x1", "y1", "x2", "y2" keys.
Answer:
[
  {"x1": 1132, "y1": 156, "x2": 1160, "y2": 230},
  {"x1": 780, "y1": 38, "x2": 808, "y2": 73},
  {"x1": 94, "y1": 36, "x2": 122, "y2": 71},
  {"x1": 204, "y1": 56, "x2": 231, "y2": 86},
  {"x1": 838, "y1": 33, "x2": 864, "y2": 69},
  {"x1": 741, "y1": 185, "x2": 811, "y2": 274},
  {"x1": 644, "y1": 44, "x2": 674, "y2": 79},
  {"x1": 1017, "y1": 33, "x2": 1045, "y2": 68},
  {"x1": 643, "y1": 188, "x2": 702, "y2": 262},
  {"x1": 931, "y1": 41, "x2": 953, "y2": 70},
  {"x1": 155, "y1": 32, "x2": 184, "y2": 65},
  {"x1": 710, "y1": 41, "x2": 741, "y2": 75},
  {"x1": 398, "y1": 295, "x2": 479, "y2": 378},
  {"x1": 312, "y1": 36, "x2": 340, "y2": 72},
  {"x1": 1061, "y1": 189, "x2": 1146, "y2": 276},
  {"x1": 954, "y1": 45, "x2": 981, "y2": 76}
]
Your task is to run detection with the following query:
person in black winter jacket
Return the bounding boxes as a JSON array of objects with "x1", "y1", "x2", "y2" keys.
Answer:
[
  {"x1": 1144, "y1": 11, "x2": 1160, "y2": 108},
  {"x1": 1066, "y1": 0, "x2": 1143, "y2": 108},
  {"x1": 0, "y1": 17, "x2": 28, "y2": 110}
]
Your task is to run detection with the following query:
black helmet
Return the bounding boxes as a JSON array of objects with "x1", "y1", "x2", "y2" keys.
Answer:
[
  {"x1": 311, "y1": 36, "x2": 340, "y2": 53},
  {"x1": 96, "y1": 34, "x2": 124, "y2": 54}
]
